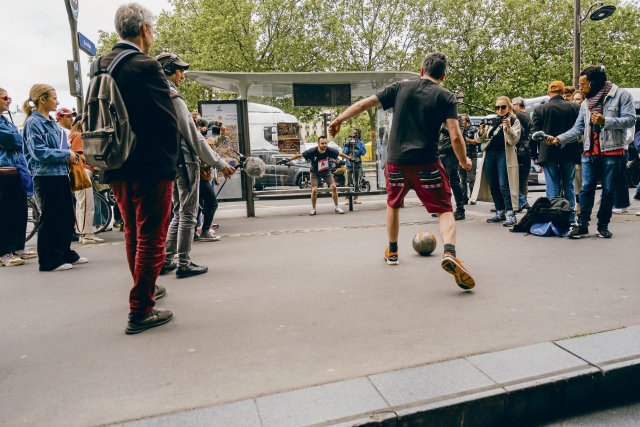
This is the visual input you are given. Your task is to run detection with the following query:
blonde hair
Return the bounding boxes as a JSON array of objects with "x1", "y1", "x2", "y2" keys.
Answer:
[
  {"x1": 497, "y1": 96, "x2": 516, "y2": 118},
  {"x1": 22, "y1": 84, "x2": 55, "y2": 117}
]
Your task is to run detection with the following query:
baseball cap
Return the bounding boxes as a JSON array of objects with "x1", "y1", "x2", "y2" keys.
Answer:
[
  {"x1": 56, "y1": 108, "x2": 77, "y2": 119},
  {"x1": 155, "y1": 53, "x2": 190, "y2": 70},
  {"x1": 548, "y1": 80, "x2": 565, "y2": 93}
]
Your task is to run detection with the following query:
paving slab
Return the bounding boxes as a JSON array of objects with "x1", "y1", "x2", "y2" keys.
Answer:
[
  {"x1": 555, "y1": 325, "x2": 640, "y2": 368},
  {"x1": 369, "y1": 358, "x2": 496, "y2": 407},
  {"x1": 256, "y1": 378, "x2": 388, "y2": 427}
]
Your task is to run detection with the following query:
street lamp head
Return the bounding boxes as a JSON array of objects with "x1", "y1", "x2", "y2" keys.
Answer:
[{"x1": 590, "y1": 3, "x2": 616, "y2": 21}]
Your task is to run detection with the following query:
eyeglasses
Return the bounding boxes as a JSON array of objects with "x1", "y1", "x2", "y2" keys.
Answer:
[
  {"x1": 1, "y1": 96, "x2": 11, "y2": 102},
  {"x1": 495, "y1": 105, "x2": 508, "y2": 110}
]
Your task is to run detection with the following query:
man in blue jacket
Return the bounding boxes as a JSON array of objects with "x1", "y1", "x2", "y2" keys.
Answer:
[
  {"x1": 548, "y1": 66, "x2": 636, "y2": 239},
  {"x1": 342, "y1": 128, "x2": 366, "y2": 203}
]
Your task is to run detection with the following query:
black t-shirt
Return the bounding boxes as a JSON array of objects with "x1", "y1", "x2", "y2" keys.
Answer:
[
  {"x1": 376, "y1": 79, "x2": 458, "y2": 165},
  {"x1": 303, "y1": 146, "x2": 339, "y2": 174}
]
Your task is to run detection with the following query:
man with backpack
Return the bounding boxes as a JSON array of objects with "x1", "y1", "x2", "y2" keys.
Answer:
[
  {"x1": 155, "y1": 53, "x2": 235, "y2": 279},
  {"x1": 90, "y1": 3, "x2": 180, "y2": 334}
]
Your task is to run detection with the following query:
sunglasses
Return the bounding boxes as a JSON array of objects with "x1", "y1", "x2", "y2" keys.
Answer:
[
  {"x1": 1, "y1": 96, "x2": 11, "y2": 102},
  {"x1": 495, "y1": 105, "x2": 508, "y2": 110}
]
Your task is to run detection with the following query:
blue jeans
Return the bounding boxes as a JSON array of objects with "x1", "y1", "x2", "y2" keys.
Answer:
[
  {"x1": 579, "y1": 155, "x2": 624, "y2": 228},
  {"x1": 543, "y1": 160, "x2": 576, "y2": 223},
  {"x1": 484, "y1": 150, "x2": 513, "y2": 214}
]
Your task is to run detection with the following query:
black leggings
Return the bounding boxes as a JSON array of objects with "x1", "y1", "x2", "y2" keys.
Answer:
[{"x1": 199, "y1": 179, "x2": 218, "y2": 232}]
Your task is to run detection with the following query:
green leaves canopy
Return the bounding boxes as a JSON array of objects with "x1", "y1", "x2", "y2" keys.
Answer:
[{"x1": 94, "y1": 0, "x2": 640, "y2": 128}]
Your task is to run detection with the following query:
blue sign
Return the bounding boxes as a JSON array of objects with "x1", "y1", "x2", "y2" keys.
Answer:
[{"x1": 78, "y1": 32, "x2": 96, "y2": 56}]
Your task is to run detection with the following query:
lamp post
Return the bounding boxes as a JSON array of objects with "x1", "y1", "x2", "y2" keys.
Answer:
[{"x1": 573, "y1": 1, "x2": 616, "y2": 87}]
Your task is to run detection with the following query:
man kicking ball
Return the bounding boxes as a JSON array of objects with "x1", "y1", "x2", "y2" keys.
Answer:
[
  {"x1": 328, "y1": 52, "x2": 475, "y2": 290},
  {"x1": 288, "y1": 136, "x2": 353, "y2": 215}
]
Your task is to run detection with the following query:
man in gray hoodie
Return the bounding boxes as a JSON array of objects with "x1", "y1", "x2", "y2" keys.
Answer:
[{"x1": 156, "y1": 53, "x2": 235, "y2": 278}]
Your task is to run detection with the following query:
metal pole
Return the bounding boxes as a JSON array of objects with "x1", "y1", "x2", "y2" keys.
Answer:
[
  {"x1": 65, "y1": 0, "x2": 83, "y2": 113},
  {"x1": 573, "y1": 0, "x2": 581, "y2": 88}
]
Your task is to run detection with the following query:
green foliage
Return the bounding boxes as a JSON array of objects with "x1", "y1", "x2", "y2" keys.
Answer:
[{"x1": 92, "y1": 0, "x2": 640, "y2": 120}]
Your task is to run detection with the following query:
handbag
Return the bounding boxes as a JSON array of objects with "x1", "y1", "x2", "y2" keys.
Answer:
[
  {"x1": 69, "y1": 162, "x2": 92, "y2": 191},
  {"x1": 0, "y1": 166, "x2": 18, "y2": 175}
]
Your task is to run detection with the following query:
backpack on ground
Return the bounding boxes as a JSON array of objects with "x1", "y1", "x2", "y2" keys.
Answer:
[
  {"x1": 82, "y1": 50, "x2": 140, "y2": 170},
  {"x1": 511, "y1": 197, "x2": 572, "y2": 234}
]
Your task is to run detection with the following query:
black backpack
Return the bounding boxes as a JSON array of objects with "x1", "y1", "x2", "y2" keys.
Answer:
[
  {"x1": 82, "y1": 50, "x2": 140, "y2": 170},
  {"x1": 511, "y1": 197, "x2": 572, "y2": 234}
]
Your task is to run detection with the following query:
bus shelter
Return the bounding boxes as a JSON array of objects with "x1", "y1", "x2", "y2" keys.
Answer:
[{"x1": 186, "y1": 71, "x2": 419, "y2": 217}]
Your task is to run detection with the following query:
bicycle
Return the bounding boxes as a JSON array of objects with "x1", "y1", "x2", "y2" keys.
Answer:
[{"x1": 24, "y1": 187, "x2": 112, "y2": 243}]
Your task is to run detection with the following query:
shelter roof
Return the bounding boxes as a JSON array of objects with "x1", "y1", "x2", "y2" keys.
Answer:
[{"x1": 186, "y1": 71, "x2": 420, "y2": 98}]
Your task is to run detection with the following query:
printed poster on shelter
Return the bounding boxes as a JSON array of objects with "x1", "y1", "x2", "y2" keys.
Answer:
[
  {"x1": 277, "y1": 122, "x2": 301, "y2": 154},
  {"x1": 200, "y1": 102, "x2": 240, "y2": 162}
]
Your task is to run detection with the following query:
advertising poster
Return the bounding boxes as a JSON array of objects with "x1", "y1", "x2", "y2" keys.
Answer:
[
  {"x1": 199, "y1": 101, "x2": 243, "y2": 200},
  {"x1": 277, "y1": 122, "x2": 301, "y2": 154}
]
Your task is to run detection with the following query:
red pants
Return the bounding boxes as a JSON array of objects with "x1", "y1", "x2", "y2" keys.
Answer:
[{"x1": 111, "y1": 179, "x2": 173, "y2": 316}]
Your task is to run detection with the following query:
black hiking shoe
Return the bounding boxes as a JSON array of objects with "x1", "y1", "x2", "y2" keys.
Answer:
[
  {"x1": 569, "y1": 226, "x2": 589, "y2": 239},
  {"x1": 154, "y1": 285, "x2": 166, "y2": 300},
  {"x1": 597, "y1": 225, "x2": 612, "y2": 238},
  {"x1": 125, "y1": 308, "x2": 173, "y2": 335},
  {"x1": 453, "y1": 210, "x2": 465, "y2": 221}
]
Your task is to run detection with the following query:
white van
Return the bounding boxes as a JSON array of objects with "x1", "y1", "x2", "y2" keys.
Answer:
[{"x1": 248, "y1": 102, "x2": 300, "y2": 153}]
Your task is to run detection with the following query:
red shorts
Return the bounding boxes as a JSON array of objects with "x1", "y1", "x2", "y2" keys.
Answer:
[{"x1": 385, "y1": 162, "x2": 453, "y2": 213}]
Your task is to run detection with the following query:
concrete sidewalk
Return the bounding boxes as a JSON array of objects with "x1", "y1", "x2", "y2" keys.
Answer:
[{"x1": 1, "y1": 196, "x2": 639, "y2": 426}]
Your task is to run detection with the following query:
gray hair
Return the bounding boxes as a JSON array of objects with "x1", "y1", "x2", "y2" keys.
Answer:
[
  {"x1": 421, "y1": 53, "x2": 447, "y2": 80},
  {"x1": 512, "y1": 97, "x2": 526, "y2": 108},
  {"x1": 114, "y1": 3, "x2": 155, "y2": 40}
]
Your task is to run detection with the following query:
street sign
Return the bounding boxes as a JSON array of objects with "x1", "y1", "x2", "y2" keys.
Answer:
[
  {"x1": 78, "y1": 32, "x2": 96, "y2": 56},
  {"x1": 67, "y1": 60, "x2": 82, "y2": 98}
]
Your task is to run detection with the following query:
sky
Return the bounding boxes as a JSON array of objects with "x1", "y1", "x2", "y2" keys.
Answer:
[{"x1": 1, "y1": 0, "x2": 173, "y2": 114}]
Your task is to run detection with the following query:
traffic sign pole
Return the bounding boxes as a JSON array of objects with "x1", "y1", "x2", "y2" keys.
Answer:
[{"x1": 65, "y1": 0, "x2": 83, "y2": 113}]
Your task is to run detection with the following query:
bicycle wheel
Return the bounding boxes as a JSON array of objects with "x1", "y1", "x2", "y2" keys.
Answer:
[
  {"x1": 361, "y1": 180, "x2": 371, "y2": 192},
  {"x1": 93, "y1": 191, "x2": 113, "y2": 234},
  {"x1": 25, "y1": 197, "x2": 40, "y2": 243}
]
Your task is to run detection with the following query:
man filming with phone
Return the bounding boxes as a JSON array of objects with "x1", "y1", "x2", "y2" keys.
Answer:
[{"x1": 342, "y1": 128, "x2": 367, "y2": 204}]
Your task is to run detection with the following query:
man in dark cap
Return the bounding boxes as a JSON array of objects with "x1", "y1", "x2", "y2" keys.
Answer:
[{"x1": 155, "y1": 53, "x2": 235, "y2": 278}]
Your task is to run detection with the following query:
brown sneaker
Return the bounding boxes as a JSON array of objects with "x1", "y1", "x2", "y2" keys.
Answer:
[{"x1": 441, "y1": 252, "x2": 475, "y2": 290}]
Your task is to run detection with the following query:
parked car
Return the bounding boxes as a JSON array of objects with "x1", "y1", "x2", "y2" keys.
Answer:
[{"x1": 251, "y1": 149, "x2": 310, "y2": 190}]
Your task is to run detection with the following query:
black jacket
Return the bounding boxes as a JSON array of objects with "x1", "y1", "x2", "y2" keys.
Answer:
[
  {"x1": 531, "y1": 96, "x2": 580, "y2": 164},
  {"x1": 101, "y1": 43, "x2": 179, "y2": 182},
  {"x1": 515, "y1": 111, "x2": 531, "y2": 156}
]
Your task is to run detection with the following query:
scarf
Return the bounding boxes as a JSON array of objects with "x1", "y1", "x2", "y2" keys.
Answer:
[{"x1": 587, "y1": 81, "x2": 612, "y2": 113}]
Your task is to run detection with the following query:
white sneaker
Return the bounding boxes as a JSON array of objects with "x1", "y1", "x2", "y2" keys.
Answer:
[
  {"x1": 612, "y1": 208, "x2": 628, "y2": 214},
  {"x1": 309, "y1": 208, "x2": 317, "y2": 216},
  {"x1": 73, "y1": 257, "x2": 88, "y2": 265},
  {"x1": 52, "y1": 263, "x2": 73, "y2": 271},
  {"x1": 334, "y1": 206, "x2": 344, "y2": 214},
  {"x1": 14, "y1": 249, "x2": 37, "y2": 259},
  {"x1": 81, "y1": 234, "x2": 105, "y2": 244},
  {"x1": 1, "y1": 253, "x2": 25, "y2": 267}
]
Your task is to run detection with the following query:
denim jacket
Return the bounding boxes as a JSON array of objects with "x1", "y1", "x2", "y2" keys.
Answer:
[
  {"x1": 0, "y1": 115, "x2": 24, "y2": 167},
  {"x1": 557, "y1": 84, "x2": 636, "y2": 153},
  {"x1": 22, "y1": 111, "x2": 70, "y2": 176}
]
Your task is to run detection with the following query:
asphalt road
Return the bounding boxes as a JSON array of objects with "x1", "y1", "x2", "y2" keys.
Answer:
[
  {"x1": 541, "y1": 401, "x2": 640, "y2": 426},
  {"x1": 1, "y1": 191, "x2": 639, "y2": 426}
]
